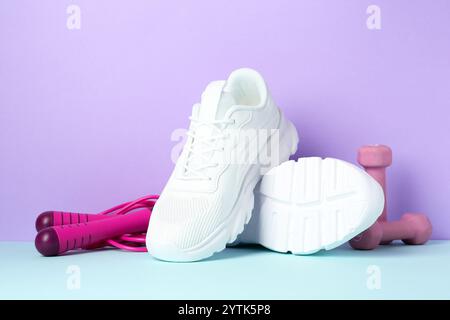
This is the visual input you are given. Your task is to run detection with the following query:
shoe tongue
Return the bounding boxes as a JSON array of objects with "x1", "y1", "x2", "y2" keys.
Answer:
[{"x1": 199, "y1": 81, "x2": 236, "y2": 121}]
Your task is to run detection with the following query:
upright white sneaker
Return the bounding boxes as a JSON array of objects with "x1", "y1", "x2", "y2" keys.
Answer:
[
  {"x1": 238, "y1": 157, "x2": 384, "y2": 254},
  {"x1": 147, "y1": 68, "x2": 299, "y2": 262}
]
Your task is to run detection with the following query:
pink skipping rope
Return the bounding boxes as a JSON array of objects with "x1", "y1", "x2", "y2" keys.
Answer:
[{"x1": 35, "y1": 195, "x2": 158, "y2": 256}]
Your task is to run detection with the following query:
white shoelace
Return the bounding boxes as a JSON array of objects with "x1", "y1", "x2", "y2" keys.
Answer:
[{"x1": 182, "y1": 116, "x2": 235, "y2": 180}]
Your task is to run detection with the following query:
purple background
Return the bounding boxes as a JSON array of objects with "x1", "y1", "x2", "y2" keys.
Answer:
[{"x1": 1, "y1": 0, "x2": 449, "y2": 240}]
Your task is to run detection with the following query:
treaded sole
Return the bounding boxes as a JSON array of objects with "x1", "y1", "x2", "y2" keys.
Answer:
[{"x1": 240, "y1": 157, "x2": 384, "y2": 255}]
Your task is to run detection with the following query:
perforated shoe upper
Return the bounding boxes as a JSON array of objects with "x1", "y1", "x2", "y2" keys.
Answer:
[{"x1": 146, "y1": 68, "x2": 285, "y2": 261}]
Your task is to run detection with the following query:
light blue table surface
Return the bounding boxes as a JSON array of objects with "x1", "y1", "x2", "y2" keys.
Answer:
[{"x1": 0, "y1": 241, "x2": 449, "y2": 299}]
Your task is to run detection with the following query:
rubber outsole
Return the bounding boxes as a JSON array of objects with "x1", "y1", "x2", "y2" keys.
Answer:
[{"x1": 239, "y1": 157, "x2": 384, "y2": 254}]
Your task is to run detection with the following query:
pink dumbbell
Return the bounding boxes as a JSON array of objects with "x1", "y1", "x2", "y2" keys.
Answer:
[
  {"x1": 379, "y1": 213, "x2": 432, "y2": 245},
  {"x1": 349, "y1": 145, "x2": 432, "y2": 250}
]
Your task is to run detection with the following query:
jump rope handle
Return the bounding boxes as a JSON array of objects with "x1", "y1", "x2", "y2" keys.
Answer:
[
  {"x1": 35, "y1": 211, "x2": 111, "y2": 232},
  {"x1": 35, "y1": 208, "x2": 151, "y2": 256}
]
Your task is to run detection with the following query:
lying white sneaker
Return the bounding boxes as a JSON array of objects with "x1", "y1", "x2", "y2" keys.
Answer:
[
  {"x1": 147, "y1": 68, "x2": 299, "y2": 262},
  {"x1": 237, "y1": 157, "x2": 384, "y2": 254}
]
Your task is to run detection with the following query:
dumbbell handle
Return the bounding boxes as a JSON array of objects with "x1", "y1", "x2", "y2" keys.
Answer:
[{"x1": 379, "y1": 220, "x2": 412, "y2": 242}]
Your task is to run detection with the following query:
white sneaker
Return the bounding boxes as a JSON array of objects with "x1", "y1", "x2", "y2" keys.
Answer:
[
  {"x1": 237, "y1": 157, "x2": 384, "y2": 254},
  {"x1": 147, "y1": 68, "x2": 299, "y2": 261}
]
